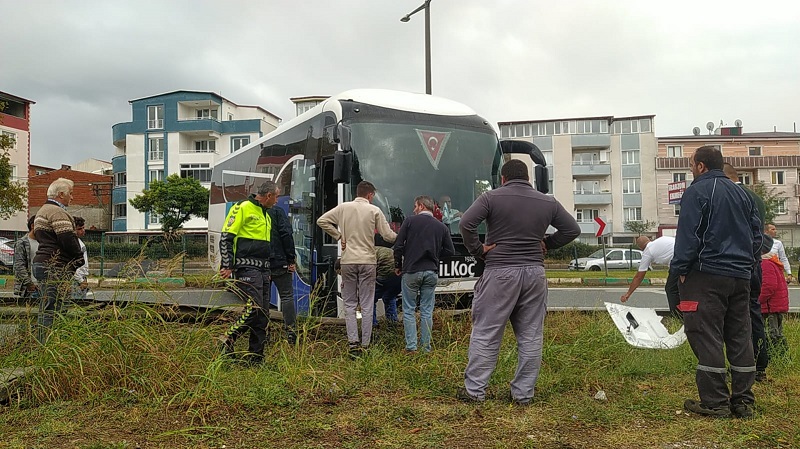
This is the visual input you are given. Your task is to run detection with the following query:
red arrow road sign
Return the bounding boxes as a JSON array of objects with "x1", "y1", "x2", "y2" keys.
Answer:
[{"x1": 594, "y1": 216, "x2": 606, "y2": 237}]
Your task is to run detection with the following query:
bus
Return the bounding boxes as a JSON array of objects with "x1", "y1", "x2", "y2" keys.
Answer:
[{"x1": 208, "y1": 89, "x2": 547, "y2": 317}]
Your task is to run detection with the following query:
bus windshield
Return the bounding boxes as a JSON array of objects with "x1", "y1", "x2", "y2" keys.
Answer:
[{"x1": 347, "y1": 121, "x2": 502, "y2": 235}]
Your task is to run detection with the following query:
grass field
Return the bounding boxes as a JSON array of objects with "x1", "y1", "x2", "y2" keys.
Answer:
[{"x1": 0, "y1": 305, "x2": 798, "y2": 449}]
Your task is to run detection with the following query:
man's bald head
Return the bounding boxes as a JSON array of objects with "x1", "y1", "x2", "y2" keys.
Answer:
[
  {"x1": 722, "y1": 163, "x2": 738, "y2": 182},
  {"x1": 635, "y1": 235, "x2": 651, "y2": 251}
]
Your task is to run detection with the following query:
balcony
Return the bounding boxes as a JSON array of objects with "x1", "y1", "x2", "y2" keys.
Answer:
[
  {"x1": 147, "y1": 119, "x2": 164, "y2": 129},
  {"x1": 573, "y1": 191, "x2": 612, "y2": 205},
  {"x1": 572, "y1": 163, "x2": 611, "y2": 177},
  {"x1": 578, "y1": 221, "x2": 612, "y2": 234}
]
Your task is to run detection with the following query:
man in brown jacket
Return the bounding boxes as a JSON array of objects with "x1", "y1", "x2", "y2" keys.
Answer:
[
  {"x1": 33, "y1": 178, "x2": 85, "y2": 343},
  {"x1": 317, "y1": 181, "x2": 397, "y2": 356}
]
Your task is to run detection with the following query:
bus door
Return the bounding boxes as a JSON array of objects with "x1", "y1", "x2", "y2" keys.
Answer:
[{"x1": 312, "y1": 157, "x2": 340, "y2": 316}]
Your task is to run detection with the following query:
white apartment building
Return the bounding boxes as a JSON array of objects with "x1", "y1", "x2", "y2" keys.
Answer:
[
  {"x1": 111, "y1": 90, "x2": 281, "y2": 232},
  {"x1": 498, "y1": 115, "x2": 658, "y2": 244}
]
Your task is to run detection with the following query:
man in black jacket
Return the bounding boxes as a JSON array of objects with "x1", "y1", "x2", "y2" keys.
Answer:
[
  {"x1": 673, "y1": 146, "x2": 762, "y2": 419},
  {"x1": 268, "y1": 202, "x2": 298, "y2": 345},
  {"x1": 723, "y1": 163, "x2": 769, "y2": 382},
  {"x1": 393, "y1": 195, "x2": 454, "y2": 353}
]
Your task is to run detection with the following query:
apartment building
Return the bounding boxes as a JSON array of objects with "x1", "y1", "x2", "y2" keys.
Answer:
[
  {"x1": 498, "y1": 115, "x2": 658, "y2": 244},
  {"x1": 111, "y1": 91, "x2": 281, "y2": 232},
  {"x1": 0, "y1": 91, "x2": 35, "y2": 231},
  {"x1": 656, "y1": 126, "x2": 800, "y2": 247}
]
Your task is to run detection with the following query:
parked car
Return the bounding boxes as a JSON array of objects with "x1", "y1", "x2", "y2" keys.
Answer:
[
  {"x1": 568, "y1": 248, "x2": 645, "y2": 271},
  {"x1": 0, "y1": 237, "x2": 15, "y2": 272}
]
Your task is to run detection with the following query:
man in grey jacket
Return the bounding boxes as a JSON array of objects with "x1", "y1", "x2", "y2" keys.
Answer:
[
  {"x1": 457, "y1": 159, "x2": 580, "y2": 405},
  {"x1": 13, "y1": 216, "x2": 38, "y2": 300}
]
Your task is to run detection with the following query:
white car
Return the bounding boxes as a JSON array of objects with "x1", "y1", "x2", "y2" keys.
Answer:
[
  {"x1": 0, "y1": 237, "x2": 15, "y2": 271},
  {"x1": 569, "y1": 248, "x2": 644, "y2": 271}
]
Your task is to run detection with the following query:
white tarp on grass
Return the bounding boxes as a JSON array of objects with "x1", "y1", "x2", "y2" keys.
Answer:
[{"x1": 605, "y1": 302, "x2": 686, "y2": 349}]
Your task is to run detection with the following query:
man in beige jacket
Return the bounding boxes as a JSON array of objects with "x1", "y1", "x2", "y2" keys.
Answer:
[{"x1": 317, "y1": 181, "x2": 397, "y2": 356}]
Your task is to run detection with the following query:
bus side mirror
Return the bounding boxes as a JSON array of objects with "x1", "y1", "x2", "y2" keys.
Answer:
[
  {"x1": 333, "y1": 150, "x2": 352, "y2": 184},
  {"x1": 534, "y1": 165, "x2": 549, "y2": 194}
]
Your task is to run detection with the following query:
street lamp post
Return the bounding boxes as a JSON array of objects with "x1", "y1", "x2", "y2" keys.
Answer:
[{"x1": 400, "y1": 0, "x2": 432, "y2": 95}]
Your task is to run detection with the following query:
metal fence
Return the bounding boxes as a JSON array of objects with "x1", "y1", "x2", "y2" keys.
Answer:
[{"x1": 4, "y1": 232, "x2": 209, "y2": 277}]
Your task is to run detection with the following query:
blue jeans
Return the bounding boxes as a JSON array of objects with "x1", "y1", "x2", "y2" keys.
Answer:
[
  {"x1": 401, "y1": 270, "x2": 437, "y2": 352},
  {"x1": 373, "y1": 274, "x2": 401, "y2": 326}
]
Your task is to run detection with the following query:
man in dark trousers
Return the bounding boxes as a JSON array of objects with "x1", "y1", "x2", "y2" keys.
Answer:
[
  {"x1": 457, "y1": 159, "x2": 580, "y2": 404},
  {"x1": 393, "y1": 195, "x2": 454, "y2": 353},
  {"x1": 218, "y1": 181, "x2": 278, "y2": 365},
  {"x1": 33, "y1": 178, "x2": 85, "y2": 343},
  {"x1": 267, "y1": 201, "x2": 298, "y2": 345},
  {"x1": 723, "y1": 163, "x2": 769, "y2": 382},
  {"x1": 674, "y1": 147, "x2": 762, "y2": 418}
]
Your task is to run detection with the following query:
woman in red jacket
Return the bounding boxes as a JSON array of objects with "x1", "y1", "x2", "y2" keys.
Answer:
[{"x1": 759, "y1": 254, "x2": 790, "y2": 358}]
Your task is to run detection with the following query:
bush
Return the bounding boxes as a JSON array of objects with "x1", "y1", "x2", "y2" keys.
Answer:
[
  {"x1": 85, "y1": 237, "x2": 207, "y2": 262},
  {"x1": 546, "y1": 242, "x2": 602, "y2": 262}
]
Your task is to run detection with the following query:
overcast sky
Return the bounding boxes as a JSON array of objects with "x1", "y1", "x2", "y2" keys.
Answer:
[{"x1": 2, "y1": 0, "x2": 799, "y2": 168}]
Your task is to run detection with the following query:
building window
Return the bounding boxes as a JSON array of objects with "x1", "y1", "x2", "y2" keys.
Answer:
[
  {"x1": 232, "y1": 136, "x2": 250, "y2": 152},
  {"x1": 149, "y1": 137, "x2": 164, "y2": 161},
  {"x1": 672, "y1": 172, "x2": 687, "y2": 182},
  {"x1": 621, "y1": 150, "x2": 640, "y2": 165},
  {"x1": 774, "y1": 199, "x2": 788, "y2": 215},
  {"x1": 180, "y1": 163, "x2": 211, "y2": 182},
  {"x1": 114, "y1": 203, "x2": 127, "y2": 218},
  {"x1": 771, "y1": 171, "x2": 785, "y2": 185},
  {"x1": 624, "y1": 207, "x2": 642, "y2": 222},
  {"x1": 147, "y1": 105, "x2": 164, "y2": 129},
  {"x1": 639, "y1": 118, "x2": 651, "y2": 133},
  {"x1": 228, "y1": 113, "x2": 234, "y2": 121},
  {"x1": 148, "y1": 169, "x2": 164, "y2": 183},
  {"x1": 1, "y1": 131, "x2": 16, "y2": 150},
  {"x1": 196, "y1": 108, "x2": 219, "y2": 120},
  {"x1": 195, "y1": 140, "x2": 216, "y2": 153},
  {"x1": 623, "y1": 178, "x2": 641, "y2": 194},
  {"x1": 149, "y1": 213, "x2": 161, "y2": 225},
  {"x1": 738, "y1": 172, "x2": 752, "y2": 185},
  {"x1": 748, "y1": 146, "x2": 762, "y2": 156},
  {"x1": 667, "y1": 145, "x2": 683, "y2": 158},
  {"x1": 114, "y1": 171, "x2": 127, "y2": 186},
  {"x1": 576, "y1": 209, "x2": 599, "y2": 222},
  {"x1": 674, "y1": 204, "x2": 681, "y2": 216},
  {"x1": 9, "y1": 165, "x2": 17, "y2": 181}
]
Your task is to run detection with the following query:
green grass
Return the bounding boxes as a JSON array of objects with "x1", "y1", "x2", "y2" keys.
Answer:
[{"x1": 1, "y1": 307, "x2": 798, "y2": 448}]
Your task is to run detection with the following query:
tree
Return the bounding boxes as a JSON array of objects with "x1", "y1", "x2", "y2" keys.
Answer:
[
  {"x1": 0, "y1": 101, "x2": 28, "y2": 220},
  {"x1": 129, "y1": 174, "x2": 209, "y2": 232},
  {"x1": 747, "y1": 181, "x2": 784, "y2": 224},
  {"x1": 624, "y1": 219, "x2": 657, "y2": 236}
]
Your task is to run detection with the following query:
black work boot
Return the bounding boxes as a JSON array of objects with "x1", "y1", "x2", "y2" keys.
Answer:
[{"x1": 683, "y1": 399, "x2": 731, "y2": 418}]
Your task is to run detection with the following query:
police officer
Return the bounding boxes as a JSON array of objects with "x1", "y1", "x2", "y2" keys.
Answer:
[{"x1": 218, "y1": 181, "x2": 279, "y2": 365}]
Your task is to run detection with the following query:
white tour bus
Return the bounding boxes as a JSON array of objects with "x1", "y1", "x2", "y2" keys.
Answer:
[{"x1": 208, "y1": 89, "x2": 547, "y2": 317}]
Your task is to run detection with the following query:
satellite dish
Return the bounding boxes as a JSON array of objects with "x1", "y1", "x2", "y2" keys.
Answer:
[
  {"x1": 706, "y1": 121, "x2": 715, "y2": 131},
  {"x1": 693, "y1": 127, "x2": 701, "y2": 136},
  {"x1": 735, "y1": 119, "x2": 743, "y2": 127}
]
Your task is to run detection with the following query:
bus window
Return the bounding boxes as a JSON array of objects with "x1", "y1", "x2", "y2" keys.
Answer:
[
  {"x1": 289, "y1": 158, "x2": 316, "y2": 282},
  {"x1": 221, "y1": 170, "x2": 274, "y2": 203}
]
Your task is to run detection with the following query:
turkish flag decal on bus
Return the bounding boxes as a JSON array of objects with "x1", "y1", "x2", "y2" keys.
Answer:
[{"x1": 416, "y1": 129, "x2": 451, "y2": 170}]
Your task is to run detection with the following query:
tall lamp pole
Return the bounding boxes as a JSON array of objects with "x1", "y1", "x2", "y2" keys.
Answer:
[{"x1": 400, "y1": 0, "x2": 432, "y2": 94}]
